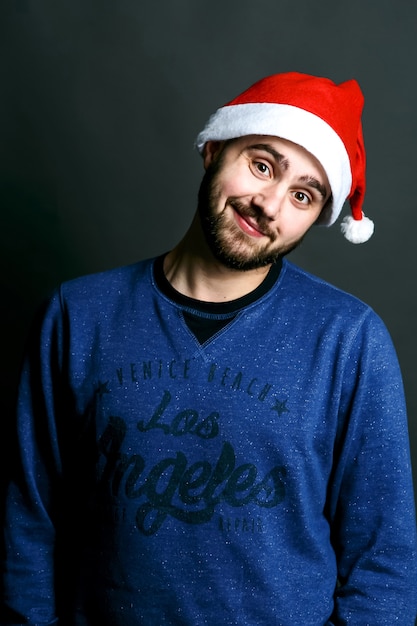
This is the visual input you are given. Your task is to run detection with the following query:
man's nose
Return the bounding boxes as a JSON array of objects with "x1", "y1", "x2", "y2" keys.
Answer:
[{"x1": 252, "y1": 183, "x2": 284, "y2": 220}]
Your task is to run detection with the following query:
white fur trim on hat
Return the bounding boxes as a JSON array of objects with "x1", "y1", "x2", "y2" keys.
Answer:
[{"x1": 196, "y1": 102, "x2": 352, "y2": 227}]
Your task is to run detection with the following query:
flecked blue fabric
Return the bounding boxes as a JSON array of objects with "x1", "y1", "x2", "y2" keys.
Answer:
[{"x1": 2, "y1": 258, "x2": 417, "y2": 625}]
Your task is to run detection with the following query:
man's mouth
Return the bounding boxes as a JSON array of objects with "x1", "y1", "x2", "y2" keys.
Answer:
[{"x1": 229, "y1": 201, "x2": 269, "y2": 238}]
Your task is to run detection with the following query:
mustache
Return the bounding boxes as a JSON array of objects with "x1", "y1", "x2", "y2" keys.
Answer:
[{"x1": 228, "y1": 197, "x2": 277, "y2": 240}]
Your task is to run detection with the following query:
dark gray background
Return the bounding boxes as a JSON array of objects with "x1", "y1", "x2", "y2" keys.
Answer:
[{"x1": 1, "y1": 1, "x2": 416, "y2": 510}]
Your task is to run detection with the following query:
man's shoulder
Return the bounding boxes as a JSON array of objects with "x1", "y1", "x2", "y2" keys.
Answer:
[
  {"x1": 58, "y1": 256, "x2": 156, "y2": 301},
  {"x1": 281, "y1": 259, "x2": 374, "y2": 316},
  {"x1": 279, "y1": 260, "x2": 394, "y2": 349}
]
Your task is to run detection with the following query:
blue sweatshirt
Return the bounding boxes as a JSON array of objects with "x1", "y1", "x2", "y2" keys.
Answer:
[{"x1": 2, "y1": 257, "x2": 417, "y2": 625}]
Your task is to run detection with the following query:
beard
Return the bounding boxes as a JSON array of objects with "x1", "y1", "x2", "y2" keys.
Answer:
[{"x1": 197, "y1": 156, "x2": 304, "y2": 271}]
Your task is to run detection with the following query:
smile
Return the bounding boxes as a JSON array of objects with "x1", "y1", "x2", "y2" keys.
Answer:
[{"x1": 232, "y1": 206, "x2": 266, "y2": 239}]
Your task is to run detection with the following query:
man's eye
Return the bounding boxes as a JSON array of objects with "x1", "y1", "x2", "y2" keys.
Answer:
[
  {"x1": 254, "y1": 162, "x2": 270, "y2": 176},
  {"x1": 293, "y1": 191, "x2": 310, "y2": 205}
]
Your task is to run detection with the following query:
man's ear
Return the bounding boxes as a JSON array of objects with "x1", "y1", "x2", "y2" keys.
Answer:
[{"x1": 202, "y1": 140, "x2": 224, "y2": 169}]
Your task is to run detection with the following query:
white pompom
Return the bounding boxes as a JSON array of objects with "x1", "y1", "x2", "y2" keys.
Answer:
[{"x1": 340, "y1": 214, "x2": 374, "y2": 244}]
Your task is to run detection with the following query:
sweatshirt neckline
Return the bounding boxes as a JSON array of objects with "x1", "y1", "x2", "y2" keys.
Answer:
[{"x1": 153, "y1": 254, "x2": 282, "y2": 315}]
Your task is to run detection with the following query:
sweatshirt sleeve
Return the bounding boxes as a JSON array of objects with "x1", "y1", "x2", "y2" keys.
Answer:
[
  {"x1": 1, "y1": 291, "x2": 68, "y2": 626},
  {"x1": 328, "y1": 310, "x2": 417, "y2": 624}
]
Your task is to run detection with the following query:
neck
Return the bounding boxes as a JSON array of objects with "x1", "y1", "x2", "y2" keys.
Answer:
[{"x1": 163, "y1": 213, "x2": 271, "y2": 303}]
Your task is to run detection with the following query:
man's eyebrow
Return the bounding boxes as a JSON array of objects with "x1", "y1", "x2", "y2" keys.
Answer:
[
  {"x1": 245, "y1": 143, "x2": 329, "y2": 199},
  {"x1": 245, "y1": 143, "x2": 289, "y2": 169},
  {"x1": 299, "y1": 175, "x2": 328, "y2": 200}
]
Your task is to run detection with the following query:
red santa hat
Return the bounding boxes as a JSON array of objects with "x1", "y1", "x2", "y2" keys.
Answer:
[{"x1": 196, "y1": 72, "x2": 374, "y2": 244}]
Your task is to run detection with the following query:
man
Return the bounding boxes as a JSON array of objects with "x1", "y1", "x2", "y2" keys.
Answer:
[{"x1": 1, "y1": 72, "x2": 417, "y2": 625}]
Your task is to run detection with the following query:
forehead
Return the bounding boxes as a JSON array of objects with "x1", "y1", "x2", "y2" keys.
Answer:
[{"x1": 231, "y1": 134, "x2": 315, "y2": 160}]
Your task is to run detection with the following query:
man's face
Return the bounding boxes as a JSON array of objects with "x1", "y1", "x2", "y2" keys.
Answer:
[{"x1": 197, "y1": 135, "x2": 331, "y2": 271}]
